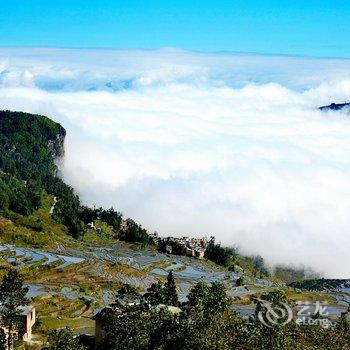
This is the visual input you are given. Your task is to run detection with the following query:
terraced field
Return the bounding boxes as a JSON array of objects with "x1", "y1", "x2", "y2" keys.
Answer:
[
  {"x1": 0, "y1": 193, "x2": 348, "y2": 338},
  {"x1": 1, "y1": 234, "x2": 347, "y2": 338}
]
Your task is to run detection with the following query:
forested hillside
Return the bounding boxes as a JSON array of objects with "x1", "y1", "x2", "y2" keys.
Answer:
[
  {"x1": 0, "y1": 110, "x2": 65, "y2": 215},
  {"x1": 0, "y1": 110, "x2": 154, "y2": 244},
  {"x1": 0, "y1": 110, "x2": 84, "y2": 237}
]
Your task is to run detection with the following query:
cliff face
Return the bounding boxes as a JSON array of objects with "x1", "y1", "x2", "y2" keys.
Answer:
[
  {"x1": 47, "y1": 127, "x2": 66, "y2": 159},
  {"x1": 0, "y1": 109, "x2": 66, "y2": 160},
  {"x1": 0, "y1": 110, "x2": 67, "y2": 179}
]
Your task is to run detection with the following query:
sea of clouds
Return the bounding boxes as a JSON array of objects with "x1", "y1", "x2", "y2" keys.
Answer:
[{"x1": 1, "y1": 48, "x2": 350, "y2": 277}]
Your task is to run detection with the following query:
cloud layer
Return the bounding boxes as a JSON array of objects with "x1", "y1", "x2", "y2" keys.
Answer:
[{"x1": 1, "y1": 48, "x2": 350, "y2": 277}]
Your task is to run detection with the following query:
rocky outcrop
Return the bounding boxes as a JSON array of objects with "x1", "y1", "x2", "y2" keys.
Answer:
[{"x1": 47, "y1": 127, "x2": 66, "y2": 159}]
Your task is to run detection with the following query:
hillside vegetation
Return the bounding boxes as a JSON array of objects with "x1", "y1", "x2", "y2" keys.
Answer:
[{"x1": 0, "y1": 110, "x2": 153, "y2": 244}]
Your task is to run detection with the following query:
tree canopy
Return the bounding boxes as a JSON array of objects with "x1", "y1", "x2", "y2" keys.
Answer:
[
  {"x1": 97, "y1": 278, "x2": 350, "y2": 350},
  {"x1": 0, "y1": 269, "x2": 29, "y2": 349}
]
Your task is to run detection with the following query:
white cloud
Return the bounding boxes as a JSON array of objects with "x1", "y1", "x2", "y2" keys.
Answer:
[{"x1": 1, "y1": 48, "x2": 350, "y2": 277}]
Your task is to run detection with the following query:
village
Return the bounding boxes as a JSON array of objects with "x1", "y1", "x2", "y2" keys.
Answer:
[
  {"x1": 160, "y1": 235, "x2": 208, "y2": 259},
  {"x1": 91, "y1": 218, "x2": 209, "y2": 260}
]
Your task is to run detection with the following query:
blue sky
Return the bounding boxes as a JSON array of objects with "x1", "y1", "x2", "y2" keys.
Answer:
[{"x1": 1, "y1": 0, "x2": 350, "y2": 58}]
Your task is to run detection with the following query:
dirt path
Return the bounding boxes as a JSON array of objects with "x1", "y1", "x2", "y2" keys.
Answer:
[{"x1": 49, "y1": 196, "x2": 57, "y2": 214}]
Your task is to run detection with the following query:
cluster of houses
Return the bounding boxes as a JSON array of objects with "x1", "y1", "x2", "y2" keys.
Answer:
[
  {"x1": 90, "y1": 219, "x2": 208, "y2": 260},
  {"x1": 163, "y1": 236, "x2": 208, "y2": 259}
]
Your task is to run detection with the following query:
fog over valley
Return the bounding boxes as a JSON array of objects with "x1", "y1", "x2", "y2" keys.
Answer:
[{"x1": 2, "y1": 48, "x2": 350, "y2": 277}]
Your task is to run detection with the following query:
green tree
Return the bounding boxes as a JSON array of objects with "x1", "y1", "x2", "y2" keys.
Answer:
[
  {"x1": 247, "y1": 290, "x2": 297, "y2": 350},
  {"x1": 144, "y1": 281, "x2": 166, "y2": 305},
  {"x1": 48, "y1": 328, "x2": 86, "y2": 350},
  {"x1": 186, "y1": 281, "x2": 231, "y2": 315},
  {"x1": 147, "y1": 308, "x2": 179, "y2": 350},
  {"x1": 99, "y1": 305, "x2": 149, "y2": 350},
  {"x1": 236, "y1": 277, "x2": 244, "y2": 286},
  {"x1": 206, "y1": 282, "x2": 232, "y2": 313},
  {"x1": 117, "y1": 283, "x2": 139, "y2": 300},
  {"x1": 252, "y1": 255, "x2": 270, "y2": 277},
  {"x1": 177, "y1": 281, "x2": 242, "y2": 350},
  {"x1": 187, "y1": 281, "x2": 209, "y2": 310},
  {"x1": 119, "y1": 218, "x2": 153, "y2": 245},
  {"x1": 0, "y1": 269, "x2": 29, "y2": 349},
  {"x1": 204, "y1": 238, "x2": 236, "y2": 267},
  {"x1": 164, "y1": 271, "x2": 178, "y2": 306},
  {"x1": 332, "y1": 312, "x2": 350, "y2": 349},
  {"x1": 115, "y1": 283, "x2": 140, "y2": 307},
  {"x1": 95, "y1": 280, "x2": 350, "y2": 350}
]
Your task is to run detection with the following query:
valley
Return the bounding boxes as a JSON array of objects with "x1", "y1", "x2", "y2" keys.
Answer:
[{"x1": 1, "y1": 192, "x2": 347, "y2": 340}]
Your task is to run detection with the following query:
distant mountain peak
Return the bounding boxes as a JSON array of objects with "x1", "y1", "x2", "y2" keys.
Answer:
[{"x1": 319, "y1": 102, "x2": 350, "y2": 111}]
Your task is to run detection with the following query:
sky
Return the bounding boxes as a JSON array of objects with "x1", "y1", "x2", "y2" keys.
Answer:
[
  {"x1": 1, "y1": 48, "x2": 350, "y2": 277},
  {"x1": 1, "y1": 1, "x2": 350, "y2": 57}
]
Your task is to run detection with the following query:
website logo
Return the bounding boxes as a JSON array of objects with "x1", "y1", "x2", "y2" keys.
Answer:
[{"x1": 258, "y1": 300, "x2": 293, "y2": 327}]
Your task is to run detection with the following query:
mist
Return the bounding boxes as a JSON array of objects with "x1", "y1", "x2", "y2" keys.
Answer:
[{"x1": 1, "y1": 48, "x2": 350, "y2": 277}]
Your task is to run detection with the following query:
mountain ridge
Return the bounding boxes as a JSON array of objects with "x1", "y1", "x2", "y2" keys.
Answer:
[{"x1": 319, "y1": 102, "x2": 350, "y2": 111}]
